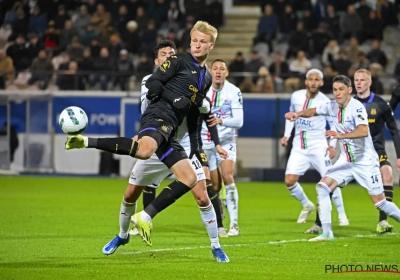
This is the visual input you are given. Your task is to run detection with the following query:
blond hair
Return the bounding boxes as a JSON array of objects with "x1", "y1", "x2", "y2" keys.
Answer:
[
  {"x1": 354, "y1": 69, "x2": 371, "y2": 80},
  {"x1": 190, "y1": 21, "x2": 218, "y2": 43}
]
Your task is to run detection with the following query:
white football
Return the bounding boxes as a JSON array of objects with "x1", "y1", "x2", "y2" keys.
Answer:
[{"x1": 59, "y1": 106, "x2": 88, "y2": 135}]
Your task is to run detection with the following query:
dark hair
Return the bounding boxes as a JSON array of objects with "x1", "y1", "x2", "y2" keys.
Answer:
[
  {"x1": 153, "y1": 39, "x2": 177, "y2": 58},
  {"x1": 333, "y1": 75, "x2": 352, "y2": 87},
  {"x1": 211, "y1": 58, "x2": 227, "y2": 66}
]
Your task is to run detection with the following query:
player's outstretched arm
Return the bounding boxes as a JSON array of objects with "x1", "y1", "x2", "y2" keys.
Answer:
[
  {"x1": 326, "y1": 125, "x2": 368, "y2": 140},
  {"x1": 285, "y1": 108, "x2": 317, "y2": 121}
]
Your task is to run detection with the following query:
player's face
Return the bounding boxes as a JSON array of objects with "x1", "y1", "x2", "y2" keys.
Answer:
[
  {"x1": 154, "y1": 47, "x2": 175, "y2": 66},
  {"x1": 333, "y1": 82, "x2": 352, "y2": 105},
  {"x1": 354, "y1": 72, "x2": 372, "y2": 94},
  {"x1": 305, "y1": 73, "x2": 323, "y2": 94},
  {"x1": 211, "y1": 61, "x2": 229, "y2": 84},
  {"x1": 190, "y1": 30, "x2": 215, "y2": 59}
]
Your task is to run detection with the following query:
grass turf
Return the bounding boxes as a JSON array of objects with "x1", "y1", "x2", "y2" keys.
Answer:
[{"x1": 1, "y1": 176, "x2": 400, "y2": 279}]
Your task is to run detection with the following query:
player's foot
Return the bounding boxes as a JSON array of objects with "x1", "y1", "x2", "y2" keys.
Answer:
[
  {"x1": 305, "y1": 224, "x2": 321, "y2": 234},
  {"x1": 227, "y1": 224, "x2": 240, "y2": 236},
  {"x1": 376, "y1": 220, "x2": 393, "y2": 234},
  {"x1": 339, "y1": 217, "x2": 349, "y2": 226},
  {"x1": 308, "y1": 232, "x2": 334, "y2": 242},
  {"x1": 218, "y1": 227, "x2": 229, "y2": 238},
  {"x1": 212, "y1": 247, "x2": 230, "y2": 262},
  {"x1": 132, "y1": 213, "x2": 153, "y2": 246},
  {"x1": 297, "y1": 203, "x2": 315, "y2": 224},
  {"x1": 129, "y1": 226, "x2": 139, "y2": 236},
  {"x1": 102, "y1": 234, "x2": 130, "y2": 255},
  {"x1": 65, "y1": 134, "x2": 86, "y2": 150}
]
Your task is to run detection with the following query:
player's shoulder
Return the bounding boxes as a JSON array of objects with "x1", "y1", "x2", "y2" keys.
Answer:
[
  {"x1": 291, "y1": 89, "x2": 307, "y2": 98},
  {"x1": 349, "y1": 98, "x2": 365, "y2": 111},
  {"x1": 224, "y1": 80, "x2": 241, "y2": 92},
  {"x1": 172, "y1": 52, "x2": 191, "y2": 62},
  {"x1": 317, "y1": 91, "x2": 330, "y2": 101},
  {"x1": 372, "y1": 94, "x2": 389, "y2": 105}
]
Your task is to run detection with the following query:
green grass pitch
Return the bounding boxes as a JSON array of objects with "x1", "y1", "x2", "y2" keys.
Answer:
[{"x1": 1, "y1": 176, "x2": 400, "y2": 279}]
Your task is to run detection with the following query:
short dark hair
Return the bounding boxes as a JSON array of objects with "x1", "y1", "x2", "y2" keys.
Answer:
[
  {"x1": 153, "y1": 39, "x2": 176, "y2": 59},
  {"x1": 211, "y1": 58, "x2": 227, "y2": 67},
  {"x1": 333, "y1": 75, "x2": 352, "y2": 87}
]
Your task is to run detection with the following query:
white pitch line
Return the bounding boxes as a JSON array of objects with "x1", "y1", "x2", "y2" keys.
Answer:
[{"x1": 121, "y1": 232, "x2": 400, "y2": 255}]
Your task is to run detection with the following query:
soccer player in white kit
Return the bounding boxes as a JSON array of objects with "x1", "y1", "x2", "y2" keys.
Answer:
[
  {"x1": 282, "y1": 69, "x2": 348, "y2": 226},
  {"x1": 285, "y1": 75, "x2": 400, "y2": 241},
  {"x1": 102, "y1": 40, "x2": 230, "y2": 262},
  {"x1": 201, "y1": 59, "x2": 244, "y2": 236}
]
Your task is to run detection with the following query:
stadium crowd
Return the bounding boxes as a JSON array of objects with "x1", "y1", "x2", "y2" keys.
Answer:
[{"x1": 0, "y1": 0, "x2": 398, "y2": 93}]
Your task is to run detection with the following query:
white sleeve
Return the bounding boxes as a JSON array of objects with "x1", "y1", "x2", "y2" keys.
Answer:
[
  {"x1": 327, "y1": 118, "x2": 337, "y2": 148},
  {"x1": 315, "y1": 101, "x2": 330, "y2": 116},
  {"x1": 284, "y1": 95, "x2": 295, "y2": 137},
  {"x1": 222, "y1": 108, "x2": 243, "y2": 128},
  {"x1": 140, "y1": 76, "x2": 150, "y2": 114},
  {"x1": 354, "y1": 105, "x2": 369, "y2": 127}
]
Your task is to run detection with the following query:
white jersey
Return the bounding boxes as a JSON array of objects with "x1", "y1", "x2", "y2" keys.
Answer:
[
  {"x1": 285, "y1": 90, "x2": 334, "y2": 150},
  {"x1": 201, "y1": 81, "x2": 243, "y2": 149},
  {"x1": 316, "y1": 98, "x2": 378, "y2": 163},
  {"x1": 140, "y1": 74, "x2": 190, "y2": 147}
]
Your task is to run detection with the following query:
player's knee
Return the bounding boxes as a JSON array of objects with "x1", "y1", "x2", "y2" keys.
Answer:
[
  {"x1": 194, "y1": 191, "x2": 210, "y2": 207},
  {"x1": 285, "y1": 176, "x2": 296, "y2": 187},
  {"x1": 382, "y1": 173, "x2": 392, "y2": 185},
  {"x1": 135, "y1": 137, "x2": 157, "y2": 159},
  {"x1": 179, "y1": 170, "x2": 197, "y2": 188},
  {"x1": 124, "y1": 184, "x2": 139, "y2": 203},
  {"x1": 222, "y1": 173, "x2": 234, "y2": 185}
]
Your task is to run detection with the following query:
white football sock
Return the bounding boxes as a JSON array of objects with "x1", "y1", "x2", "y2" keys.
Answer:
[
  {"x1": 225, "y1": 183, "x2": 239, "y2": 228},
  {"x1": 118, "y1": 199, "x2": 136, "y2": 239},
  {"x1": 140, "y1": 210, "x2": 152, "y2": 223},
  {"x1": 332, "y1": 187, "x2": 347, "y2": 219},
  {"x1": 316, "y1": 182, "x2": 332, "y2": 235},
  {"x1": 375, "y1": 199, "x2": 400, "y2": 222},
  {"x1": 288, "y1": 182, "x2": 312, "y2": 207},
  {"x1": 199, "y1": 203, "x2": 220, "y2": 248}
]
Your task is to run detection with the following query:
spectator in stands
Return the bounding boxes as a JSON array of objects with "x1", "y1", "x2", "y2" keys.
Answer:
[
  {"x1": 4, "y1": 1, "x2": 22, "y2": 26},
  {"x1": 367, "y1": 40, "x2": 388, "y2": 70},
  {"x1": 140, "y1": 20, "x2": 158, "y2": 51},
  {"x1": 89, "y1": 38, "x2": 101, "y2": 58},
  {"x1": 80, "y1": 23, "x2": 100, "y2": 46},
  {"x1": 53, "y1": 5, "x2": 70, "y2": 31},
  {"x1": 253, "y1": 5, "x2": 278, "y2": 53},
  {"x1": 278, "y1": 4, "x2": 297, "y2": 42},
  {"x1": 26, "y1": 33, "x2": 43, "y2": 65},
  {"x1": 229, "y1": 51, "x2": 245, "y2": 86},
  {"x1": 127, "y1": 0, "x2": 146, "y2": 21},
  {"x1": 309, "y1": 22, "x2": 332, "y2": 57},
  {"x1": 340, "y1": 4, "x2": 363, "y2": 42},
  {"x1": 29, "y1": 6, "x2": 47, "y2": 38},
  {"x1": 289, "y1": 50, "x2": 311, "y2": 75},
  {"x1": 6, "y1": 35, "x2": 30, "y2": 75},
  {"x1": 268, "y1": 51, "x2": 289, "y2": 93},
  {"x1": 178, "y1": 18, "x2": 194, "y2": 51},
  {"x1": 58, "y1": 20, "x2": 79, "y2": 53},
  {"x1": 323, "y1": 5, "x2": 340, "y2": 40},
  {"x1": 301, "y1": 9, "x2": 317, "y2": 34},
  {"x1": 56, "y1": 60, "x2": 85, "y2": 90},
  {"x1": 27, "y1": 49, "x2": 53, "y2": 90},
  {"x1": 313, "y1": 0, "x2": 329, "y2": 22},
  {"x1": 114, "y1": 49, "x2": 134, "y2": 91},
  {"x1": 148, "y1": 0, "x2": 169, "y2": 28},
  {"x1": 12, "y1": 9, "x2": 29, "y2": 41},
  {"x1": 107, "y1": 0, "x2": 124, "y2": 20},
  {"x1": 159, "y1": 16, "x2": 180, "y2": 37},
  {"x1": 363, "y1": 10, "x2": 383, "y2": 42},
  {"x1": 205, "y1": 0, "x2": 224, "y2": 30},
  {"x1": 123, "y1": 21, "x2": 140, "y2": 55},
  {"x1": 321, "y1": 39, "x2": 339, "y2": 67},
  {"x1": 108, "y1": 34, "x2": 123, "y2": 61},
  {"x1": 240, "y1": 66, "x2": 274, "y2": 94},
  {"x1": 244, "y1": 50, "x2": 265, "y2": 84},
  {"x1": 43, "y1": 21, "x2": 59, "y2": 51},
  {"x1": 135, "y1": 6, "x2": 151, "y2": 33},
  {"x1": 286, "y1": 21, "x2": 309, "y2": 59},
  {"x1": 78, "y1": 48, "x2": 93, "y2": 83},
  {"x1": 356, "y1": 0, "x2": 371, "y2": 24},
  {"x1": 185, "y1": 0, "x2": 206, "y2": 22},
  {"x1": 369, "y1": 63, "x2": 384, "y2": 95},
  {"x1": 0, "y1": 49, "x2": 14, "y2": 89},
  {"x1": 320, "y1": 66, "x2": 338, "y2": 94},
  {"x1": 136, "y1": 52, "x2": 153, "y2": 82},
  {"x1": 112, "y1": 5, "x2": 131, "y2": 35},
  {"x1": 167, "y1": 1, "x2": 182, "y2": 25},
  {"x1": 89, "y1": 47, "x2": 112, "y2": 91},
  {"x1": 74, "y1": 5, "x2": 91, "y2": 35},
  {"x1": 344, "y1": 36, "x2": 363, "y2": 64},
  {"x1": 84, "y1": 0, "x2": 98, "y2": 15},
  {"x1": 90, "y1": 4, "x2": 111, "y2": 35},
  {"x1": 380, "y1": 0, "x2": 399, "y2": 28},
  {"x1": 66, "y1": 36, "x2": 84, "y2": 61},
  {"x1": 352, "y1": 51, "x2": 370, "y2": 70}
]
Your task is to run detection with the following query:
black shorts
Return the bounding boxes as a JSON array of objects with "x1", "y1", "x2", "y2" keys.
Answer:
[{"x1": 377, "y1": 150, "x2": 391, "y2": 168}]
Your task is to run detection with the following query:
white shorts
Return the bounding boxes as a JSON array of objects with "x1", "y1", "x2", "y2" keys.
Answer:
[
  {"x1": 128, "y1": 148, "x2": 205, "y2": 188},
  {"x1": 285, "y1": 147, "x2": 331, "y2": 176},
  {"x1": 204, "y1": 142, "x2": 237, "y2": 171},
  {"x1": 324, "y1": 155, "x2": 384, "y2": 195}
]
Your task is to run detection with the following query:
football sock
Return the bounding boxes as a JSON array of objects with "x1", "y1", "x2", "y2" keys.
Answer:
[
  {"x1": 288, "y1": 182, "x2": 312, "y2": 207},
  {"x1": 143, "y1": 180, "x2": 192, "y2": 219},
  {"x1": 315, "y1": 192, "x2": 333, "y2": 227},
  {"x1": 143, "y1": 186, "x2": 156, "y2": 209},
  {"x1": 225, "y1": 183, "x2": 239, "y2": 228},
  {"x1": 332, "y1": 187, "x2": 347, "y2": 219},
  {"x1": 316, "y1": 182, "x2": 332, "y2": 235},
  {"x1": 87, "y1": 137, "x2": 139, "y2": 157},
  {"x1": 118, "y1": 199, "x2": 136, "y2": 239},
  {"x1": 199, "y1": 203, "x2": 220, "y2": 248},
  {"x1": 206, "y1": 179, "x2": 224, "y2": 228},
  {"x1": 379, "y1": 185, "x2": 393, "y2": 222},
  {"x1": 376, "y1": 199, "x2": 400, "y2": 222}
]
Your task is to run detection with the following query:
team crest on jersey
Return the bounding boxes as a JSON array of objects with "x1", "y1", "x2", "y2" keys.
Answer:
[
  {"x1": 159, "y1": 60, "x2": 171, "y2": 72},
  {"x1": 161, "y1": 125, "x2": 168, "y2": 132},
  {"x1": 371, "y1": 108, "x2": 376, "y2": 115}
]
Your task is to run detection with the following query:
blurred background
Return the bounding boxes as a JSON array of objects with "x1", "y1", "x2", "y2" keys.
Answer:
[{"x1": 0, "y1": 0, "x2": 400, "y2": 182}]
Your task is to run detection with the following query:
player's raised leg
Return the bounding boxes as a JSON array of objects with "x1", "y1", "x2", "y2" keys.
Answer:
[{"x1": 376, "y1": 164, "x2": 394, "y2": 233}]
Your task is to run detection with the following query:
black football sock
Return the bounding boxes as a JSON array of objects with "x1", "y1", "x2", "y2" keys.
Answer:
[
  {"x1": 379, "y1": 185, "x2": 394, "y2": 222},
  {"x1": 315, "y1": 192, "x2": 333, "y2": 227},
  {"x1": 206, "y1": 179, "x2": 224, "y2": 228},
  {"x1": 143, "y1": 186, "x2": 156, "y2": 209},
  {"x1": 144, "y1": 180, "x2": 192, "y2": 219},
  {"x1": 87, "y1": 137, "x2": 139, "y2": 157}
]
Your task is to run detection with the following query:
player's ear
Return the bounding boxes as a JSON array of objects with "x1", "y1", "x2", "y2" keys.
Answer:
[
  {"x1": 209, "y1": 43, "x2": 215, "y2": 50},
  {"x1": 348, "y1": 86, "x2": 353, "y2": 94},
  {"x1": 154, "y1": 58, "x2": 158, "y2": 65}
]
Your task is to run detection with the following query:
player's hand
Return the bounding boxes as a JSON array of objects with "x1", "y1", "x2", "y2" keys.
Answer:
[
  {"x1": 285, "y1": 112, "x2": 298, "y2": 122},
  {"x1": 206, "y1": 114, "x2": 222, "y2": 127},
  {"x1": 396, "y1": 158, "x2": 400, "y2": 172},
  {"x1": 147, "y1": 84, "x2": 165, "y2": 101},
  {"x1": 326, "y1": 130, "x2": 342, "y2": 139},
  {"x1": 172, "y1": 96, "x2": 191, "y2": 112},
  {"x1": 216, "y1": 145, "x2": 228, "y2": 159},
  {"x1": 199, "y1": 98, "x2": 211, "y2": 114},
  {"x1": 327, "y1": 146, "x2": 335, "y2": 159},
  {"x1": 280, "y1": 136, "x2": 288, "y2": 147}
]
